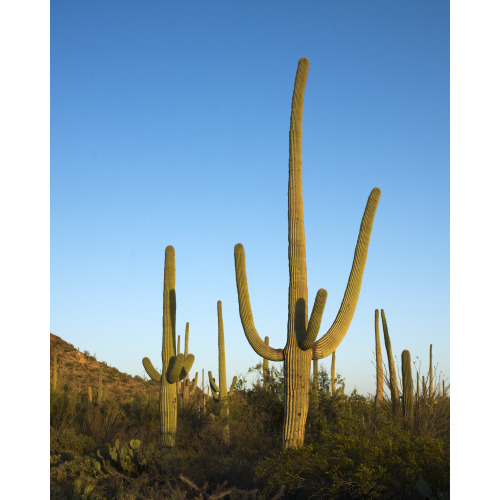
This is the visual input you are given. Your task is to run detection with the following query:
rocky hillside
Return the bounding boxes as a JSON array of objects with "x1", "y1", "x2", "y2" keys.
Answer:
[{"x1": 50, "y1": 333, "x2": 156, "y2": 402}]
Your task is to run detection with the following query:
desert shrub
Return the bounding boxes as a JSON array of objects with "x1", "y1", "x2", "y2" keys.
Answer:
[
  {"x1": 255, "y1": 397, "x2": 449, "y2": 499},
  {"x1": 51, "y1": 427, "x2": 96, "y2": 455}
]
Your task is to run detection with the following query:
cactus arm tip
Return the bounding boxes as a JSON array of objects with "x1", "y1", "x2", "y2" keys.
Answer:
[
  {"x1": 299, "y1": 288, "x2": 327, "y2": 351},
  {"x1": 234, "y1": 243, "x2": 284, "y2": 362},
  {"x1": 166, "y1": 353, "x2": 185, "y2": 383},
  {"x1": 312, "y1": 188, "x2": 381, "y2": 359},
  {"x1": 228, "y1": 375, "x2": 238, "y2": 397},
  {"x1": 179, "y1": 353, "x2": 195, "y2": 381},
  {"x1": 142, "y1": 357, "x2": 161, "y2": 383}
]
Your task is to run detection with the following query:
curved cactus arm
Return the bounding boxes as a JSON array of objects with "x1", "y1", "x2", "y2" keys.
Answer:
[
  {"x1": 211, "y1": 385, "x2": 220, "y2": 402},
  {"x1": 142, "y1": 357, "x2": 161, "y2": 383},
  {"x1": 234, "y1": 243, "x2": 284, "y2": 361},
  {"x1": 208, "y1": 371, "x2": 220, "y2": 393},
  {"x1": 228, "y1": 376, "x2": 238, "y2": 397},
  {"x1": 166, "y1": 354, "x2": 185, "y2": 384},
  {"x1": 312, "y1": 187, "x2": 381, "y2": 359},
  {"x1": 179, "y1": 354, "x2": 195, "y2": 381},
  {"x1": 299, "y1": 288, "x2": 328, "y2": 351}
]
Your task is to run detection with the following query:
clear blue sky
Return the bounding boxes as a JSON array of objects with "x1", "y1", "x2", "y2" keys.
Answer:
[{"x1": 50, "y1": 0, "x2": 449, "y2": 396}]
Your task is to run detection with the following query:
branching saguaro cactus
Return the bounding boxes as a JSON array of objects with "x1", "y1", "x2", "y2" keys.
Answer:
[
  {"x1": 381, "y1": 309, "x2": 400, "y2": 413},
  {"x1": 142, "y1": 246, "x2": 195, "y2": 447},
  {"x1": 401, "y1": 350, "x2": 414, "y2": 429},
  {"x1": 234, "y1": 57, "x2": 381, "y2": 449},
  {"x1": 374, "y1": 310, "x2": 384, "y2": 409},
  {"x1": 209, "y1": 301, "x2": 237, "y2": 446}
]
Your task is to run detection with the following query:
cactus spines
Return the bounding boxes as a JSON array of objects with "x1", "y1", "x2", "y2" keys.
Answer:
[
  {"x1": 374, "y1": 310, "x2": 383, "y2": 409},
  {"x1": 381, "y1": 309, "x2": 400, "y2": 412},
  {"x1": 429, "y1": 344, "x2": 434, "y2": 399},
  {"x1": 234, "y1": 58, "x2": 381, "y2": 448},
  {"x1": 142, "y1": 245, "x2": 195, "y2": 447},
  {"x1": 97, "y1": 366, "x2": 103, "y2": 405},
  {"x1": 331, "y1": 351, "x2": 336, "y2": 394},
  {"x1": 209, "y1": 301, "x2": 237, "y2": 446},
  {"x1": 263, "y1": 336, "x2": 270, "y2": 391},
  {"x1": 401, "y1": 350, "x2": 414, "y2": 429},
  {"x1": 52, "y1": 351, "x2": 58, "y2": 390}
]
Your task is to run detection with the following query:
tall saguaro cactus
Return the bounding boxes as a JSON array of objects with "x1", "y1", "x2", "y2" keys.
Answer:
[
  {"x1": 209, "y1": 301, "x2": 237, "y2": 446},
  {"x1": 142, "y1": 246, "x2": 195, "y2": 447},
  {"x1": 234, "y1": 58, "x2": 381, "y2": 449},
  {"x1": 381, "y1": 309, "x2": 400, "y2": 412},
  {"x1": 401, "y1": 350, "x2": 414, "y2": 429},
  {"x1": 374, "y1": 310, "x2": 384, "y2": 408}
]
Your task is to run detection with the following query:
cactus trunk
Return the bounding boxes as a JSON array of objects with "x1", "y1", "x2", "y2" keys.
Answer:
[
  {"x1": 401, "y1": 350, "x2": 414, "y2": 429},
  {"x1": 234, "y1": 58, "x2": 380, "y2": 449},
  {"x1": 88, "y1": 386, "x2": 92, "y2": 404},
  {"x1": 374, "y1": 310, "x2": 384, "y2": 408},
  {"x1": 381, "y1": 310, "x2": 400, "y2": 413}
]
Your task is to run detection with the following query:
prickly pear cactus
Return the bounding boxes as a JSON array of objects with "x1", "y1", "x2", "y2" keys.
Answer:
[{"x1": 92, "y1": 439, "x2": 148, "y2": 477}]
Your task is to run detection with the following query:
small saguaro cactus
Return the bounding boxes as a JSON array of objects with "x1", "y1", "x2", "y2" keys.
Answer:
[
  {"x1": 181, "y1": 323, "x2": 198, "y2": 403},
  {"x1": 234, "y1": 57, "x2": 381, "y2": 449},
  {"x1": 142, "y1": 246, "x2": 195, "y2": 447},
  {"x1": 88, "y1": 386, "x2": 93, "y2": 404},
  {"x1": 263, "y1": 336, "x2": 270, "y2": 391},
  {"x1": 52, "y1": 351, "x2": 58, "y2": 390},
  {"x1": 331, "y1": 351, "x2": 336, "y2": 394},
  {"x1": 381, "y1": 309, "x2": 400, "y2": 413},
  {"x1": 209, "y1": 301, "x2": 237, "y2": 446},
  {"x1": 97, "y1": 366, "x2": 103, "y2": 405},
  {"x1": 374, "y1": 310, "x2": 384, "y2": 409},
  {"x1": 401, "y1": 350, "x2": 414, "y2": 429},
  {"x1": 429, "y1": 344, "x2": 434, "y2": 399}
]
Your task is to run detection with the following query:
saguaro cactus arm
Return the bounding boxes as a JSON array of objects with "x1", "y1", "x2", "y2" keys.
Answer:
[
  {"x1": 228, "y1": 376, "x2": 237, "y2": 397},
  {"x1": 312, "y1": 187, "x2": 381, "y2": 360},
  {"x1": 208, "y1": 371, "x2": 220, "y2": 393},
  {"x1": 142, "y1": 357, "x2": 161, "y2": 383},
  {"x1": 299, "y1": 288, "x2": 328, "y2": 350},
  {"x1": 234, "y1": 243, "x2": 284, "y2": 362}
]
